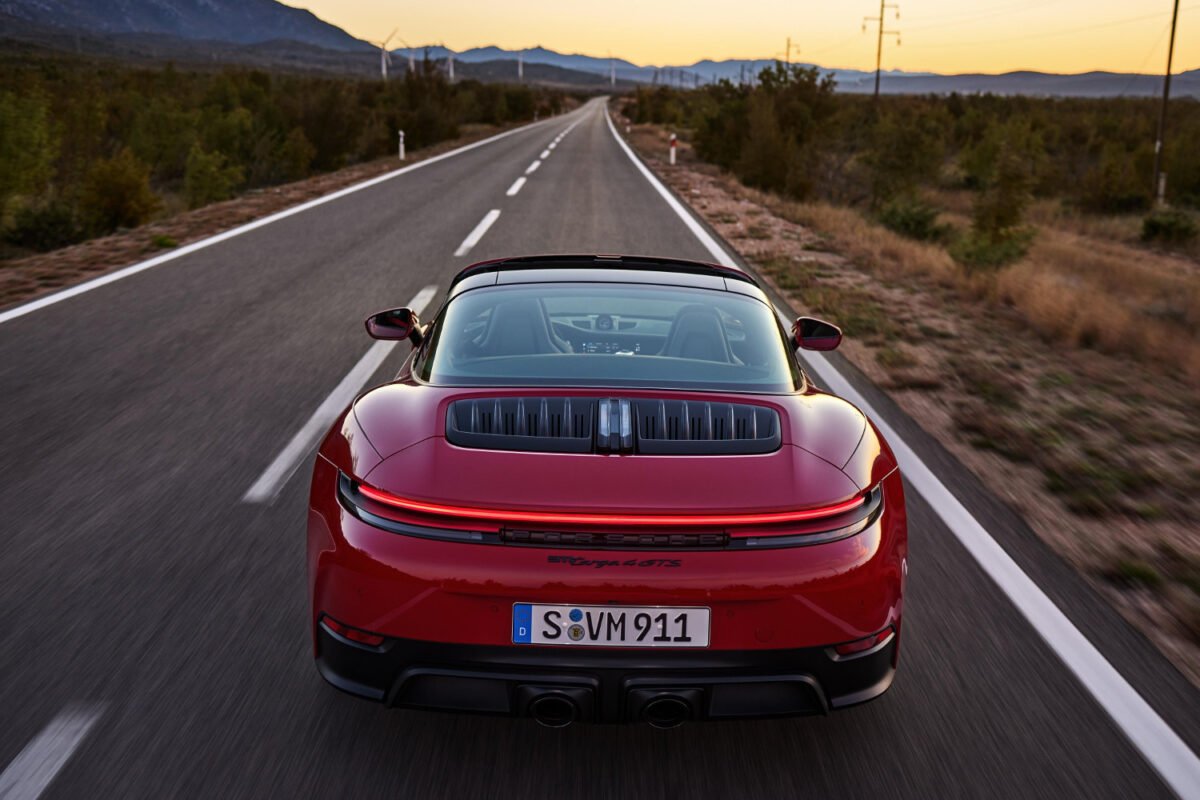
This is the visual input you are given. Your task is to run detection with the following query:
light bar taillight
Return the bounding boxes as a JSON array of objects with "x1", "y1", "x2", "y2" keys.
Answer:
[{"x1": 354, "y1": 482, "x2": 867, "y2": 528}]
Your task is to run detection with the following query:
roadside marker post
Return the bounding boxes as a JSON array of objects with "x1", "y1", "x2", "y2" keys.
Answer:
[
  {"x1": 398, "y1": 130, "x2": 406, "y2": 161},
  {"x1": 669, "y1": 133, "x2": 677, "y2": 166}
]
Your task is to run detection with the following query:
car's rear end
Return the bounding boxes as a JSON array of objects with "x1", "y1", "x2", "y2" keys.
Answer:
[{"x1": 307, "y1": 258, "x2": 906, "y2": 726}]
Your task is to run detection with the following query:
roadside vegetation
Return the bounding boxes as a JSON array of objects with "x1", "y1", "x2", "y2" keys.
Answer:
[
  {"x1": 616, "y1": 72, "x2": 1200, "y2": 681},
  {"x1": 627, "y1": 66, "x2": 1200, "y2": 380},
  {"x1": 0, "y1": 55, "x2": 568, "y2": 258}
]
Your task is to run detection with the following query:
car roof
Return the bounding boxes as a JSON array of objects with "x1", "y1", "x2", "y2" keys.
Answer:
[{"x1": 447, "y1": 255, "x2": 765, "y2": 301}]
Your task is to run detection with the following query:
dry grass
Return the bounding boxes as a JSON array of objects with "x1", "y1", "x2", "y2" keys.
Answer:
[
  {"x1": 763, "y1": 198, "x2": 961, "y2": 286},
  {"x1": 762, "y1": 196, "x2": 1200, "y2": 383}
]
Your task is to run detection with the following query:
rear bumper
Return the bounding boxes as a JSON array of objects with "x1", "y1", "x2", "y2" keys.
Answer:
[{"x1": 315, "y1": 622, "x2": 897, "y2": 723}]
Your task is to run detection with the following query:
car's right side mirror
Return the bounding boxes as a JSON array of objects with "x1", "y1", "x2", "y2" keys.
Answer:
[
  {"x1": 365, "y1": 307, "x2": 423, "y2": 345},
  {"x1": 792, "y1": 316, "x2": 842, "y2": 351}
]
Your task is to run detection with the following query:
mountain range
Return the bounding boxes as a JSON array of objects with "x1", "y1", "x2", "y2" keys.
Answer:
[
  {"x1": 0, "y1": 0, "x2": 370, "y2": 51},
  {"x1": 1, "y1": 0, "x2": 1197, "y2": 97}
]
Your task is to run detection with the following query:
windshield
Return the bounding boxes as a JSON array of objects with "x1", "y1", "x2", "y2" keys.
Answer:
[{"x1": 416, "y1": 282, "x2": 798, "y2": 392}]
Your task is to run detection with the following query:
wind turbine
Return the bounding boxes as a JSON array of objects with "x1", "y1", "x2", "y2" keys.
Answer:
[
  {"x1": 370, "y1": 28, "x2": 398, "y2": 81},
  {"x1": 397, "y1": 38, "x2": 416, "y2": 73}
]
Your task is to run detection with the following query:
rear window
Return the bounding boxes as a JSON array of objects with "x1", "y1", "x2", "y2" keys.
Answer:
[{"x1": 416, "y1": 283, "x2": 798, "y2": 393}]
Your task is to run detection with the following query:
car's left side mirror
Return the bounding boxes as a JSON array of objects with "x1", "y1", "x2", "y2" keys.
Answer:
[
  {"x1": 365, "y1": 307, "x2": 423, "y2": 346},
  {"x1": 792, "y1": 316, "x2": 842, "y2": 351}
]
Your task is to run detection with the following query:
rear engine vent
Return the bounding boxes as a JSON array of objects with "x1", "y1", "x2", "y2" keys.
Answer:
[
  {"x1": 446, "y1": 397, "x2": 594, "y2": 453},
  {"x1": 445, "y1": 397, "x2": 781, "y2": 455},
  {"x1": 634, "y1": 400, "x2": 780, "y2": 455}
]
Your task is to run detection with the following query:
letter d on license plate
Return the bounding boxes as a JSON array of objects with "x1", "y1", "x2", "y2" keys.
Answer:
[{"x1": 512, "y1": 603, "x2": 710, "y2": 648}]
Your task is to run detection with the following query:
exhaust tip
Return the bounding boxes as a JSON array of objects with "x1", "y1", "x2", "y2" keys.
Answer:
[
  {"x1": 642, "y1": 696, "x2": 691, "y2": 729},
  {"x1": 529, "y1": 693, "x2": 579, "y2": 728}
]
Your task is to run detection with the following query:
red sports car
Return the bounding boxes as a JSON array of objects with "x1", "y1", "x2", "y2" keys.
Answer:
[{"x1": 307, "y1": 255, "x2": 906, "y2": 727}]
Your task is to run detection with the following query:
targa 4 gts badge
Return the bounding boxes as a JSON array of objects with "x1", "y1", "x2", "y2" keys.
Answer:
[{"x1": 547, "y1": 555, "x2": 682, "y2": 569}]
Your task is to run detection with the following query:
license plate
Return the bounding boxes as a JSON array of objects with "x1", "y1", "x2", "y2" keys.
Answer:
[{"x1": 512, "y1": 603, "x2": 710, "y2": 648}]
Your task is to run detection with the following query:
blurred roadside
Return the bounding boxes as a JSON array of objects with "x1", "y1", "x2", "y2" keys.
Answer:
[{"x1": 612, "y1": 97, "x2": 1200, "y2": 687}]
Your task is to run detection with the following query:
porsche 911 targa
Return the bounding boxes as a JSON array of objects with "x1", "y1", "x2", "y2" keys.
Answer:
[{"x1": 308, "y1": 254, "x2": 906, "y2": 727}]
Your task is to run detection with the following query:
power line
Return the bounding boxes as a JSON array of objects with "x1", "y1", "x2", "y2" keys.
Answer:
[
  {"x1": 903, "y1": 0, "x2": 1071, "y2": 34},
  {"x1": 863, "y1": 0, "x2": 901, "y2": 98},
  {"x1": 916, "y1": 5, "x2": 1197, "y2": 48},
  {"x1": 1153, "y1": 0, "x2": 1183, "y2": 206}
]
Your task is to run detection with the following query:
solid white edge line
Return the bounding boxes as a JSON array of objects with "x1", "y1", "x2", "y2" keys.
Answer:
[
  {"x1": 524, "y1": 160, "x2": 541, "y2": 175},
  {"x1": 540, "y1": 149, "x2": 551, "y2": 159},
  {"x1": 242, "y1": 285, "x2": 437, "y2": 504},
  {"x1": 506, "y1": 177, "x2": 527, "y2": 197},
  {"x1": 453, "y1": 210, "x2": 502, "y2": 258},
  {"x1": 603, "y1": 108, "x2": 1200, "y2": 800},
  {"x1": 0, "y1": 705, "x2": 104, "y2": 800},
  {"x1": 0, "y1": 111, "x2": 573, "y2": 327}
]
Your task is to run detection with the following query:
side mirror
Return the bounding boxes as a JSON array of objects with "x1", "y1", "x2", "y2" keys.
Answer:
[
  {"x1": 792, "y1": 316, "x2": 842, "y2": 351},
  {"x1": 365, "y1": 308, "x2": 423, "y2": 345}
]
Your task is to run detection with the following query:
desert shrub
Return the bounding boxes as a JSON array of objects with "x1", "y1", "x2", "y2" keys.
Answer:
[
  {"x1": 3, "y1": 200, "x2": 82, "y2": 251},
  {"x1": 861, "y1": 108, "x2": 947, "y2": 207},
  {"x1": 950, "y1": 229, "x2": 1033, "y2": 270},
  {"x1": 877, "y1": 197, "x2": 947, "y2": 242},
  {"x1": 184, "y1": 144, "x2": 243, "y2": 209},
  {"x1": 0, "y1": 90, "x2": 57, "y2": 212},
  {"x1": 78, "y1": 148, "x2": 160, "y2": 233},
  {"x1": 277, "y1": 127, "x2": 316, "y2": 182},
  {"x1": 1078, "y1": 141, "x2": 1151, "y2": 213},
  {"x1": 1141, "y1": 208, "x2": 1198, "y2": 245}
]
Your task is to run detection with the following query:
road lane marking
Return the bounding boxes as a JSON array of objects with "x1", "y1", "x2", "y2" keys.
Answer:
[
  {"x1": 506, "y1": 177, "x2": 527, "y2": 197},
  {"x1": 604, "y1": 107, "x2": 1200, "y2": 800},
  {"x1": 0, "y1": 706, "x2": 104, "y2": 800},
  {"x1": 242, "y1": 285, "x2": 437, "y2": 504},
  {"x1": 453, "y1": 210, "x2": 501, "y2": 258},
  {"x1": 540, "y1": 149, "x2": 551, "y2": 159},
  {"x1": 525, "y1": 160, "x2": 541, "y2": 175},
  {"x1": 0, "y1": 108, "x2": 593, "y2": 327},
  {"x1": 548, "y1": 142, "x2": 557, "y2": 150}
]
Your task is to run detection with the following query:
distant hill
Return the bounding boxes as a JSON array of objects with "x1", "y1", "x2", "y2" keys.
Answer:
[
  {"x1": 0, "y1": 0, "x2": 370, "y2": 51},
  {"x1": 0, "y1": 12, "x2": 633, "y2": 89},
  {"x1": 402, "y1": 44, "x2": 1200, "y2": 98},
  {"x1": 0, "y1": 0, "x2": 1195, "y2": 98}
]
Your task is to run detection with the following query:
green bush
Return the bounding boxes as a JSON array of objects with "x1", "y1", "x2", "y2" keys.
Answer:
[
  {"x1": 877, "y1": 198, "x2": 947, "y2": 242},
  {"x1": 1079, "y1": 142, "x2": 1151, "y2": 213},
  {"x1": 184, "y1": 144, "x2": 243, "y2": 209},
  {"x1": 949, "y1": 229, "x2": 1033, "y2": 271},
  {"x1": 3, "y1": 201, "x2": 82, "y2": 251},
  {"x1": 0, "y1": 90, "x2": 57, "y2": 213},
  {"x1": 1141, "y1": 208, "x2": 1198, "y2": 245},
  {"x1": 78, "y1": 148, "x2": 160, "y2": 234}
]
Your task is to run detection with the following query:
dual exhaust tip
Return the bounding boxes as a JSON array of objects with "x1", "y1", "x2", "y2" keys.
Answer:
[{"x1": 528, "y1": 692, "x2": 692, "y2": 729}]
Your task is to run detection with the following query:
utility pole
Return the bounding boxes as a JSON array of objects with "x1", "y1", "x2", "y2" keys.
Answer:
[
  {"x1": 786, "y1": 36, "x2": 791, "y2": 64},
  {"x1": 863, "y1": 0, "x2": 900, "y2": 99},
  {"x1": 518, "y1": 50, "x2": 523, "y2": 82},
  {"x1": 1152, "y1": 0, "x2": 1181, "y2": 206}
]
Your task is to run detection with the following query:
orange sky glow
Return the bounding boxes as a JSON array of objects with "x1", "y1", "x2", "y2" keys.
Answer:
[{"x1": 283, "y1": 0, "x2": 1198, "y2": 75}]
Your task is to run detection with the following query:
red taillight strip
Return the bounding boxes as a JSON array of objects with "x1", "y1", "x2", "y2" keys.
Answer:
[{"x1": 355, "y1": 482, "x2": 866, "y2": 527}]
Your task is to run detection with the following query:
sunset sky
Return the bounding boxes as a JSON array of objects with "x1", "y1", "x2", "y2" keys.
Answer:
[{"x1": 283, "y1": 0, "x2": 1197, "y2": 75}]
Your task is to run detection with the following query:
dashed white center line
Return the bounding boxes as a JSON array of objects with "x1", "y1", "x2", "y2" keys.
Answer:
[
  {"x1": 548, "y1": 142, "x2": 557, "y2": 150},
  {"x1": 454, "y1": 209, "x2": 502, "y2": 257},
  {"x1": 525, "y1": 160, "x2": 541, "y2": 175},
  {"x1": 242, "y1": 285, "x2": 438, "y2": 504},
  {"x1": 0, "y1": 705, "x2": 104, "y2": 800},
  {"x1": 540, "y1": 149, "x2": 551, "y2": 159},
  {"x1": 506, "y1": 177, "x2": 527, "y2": 197}
]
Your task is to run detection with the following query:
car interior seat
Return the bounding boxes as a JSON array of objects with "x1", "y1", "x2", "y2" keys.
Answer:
[{"x1": 661, "y1": 304, "x2": 734, "y2": 363}]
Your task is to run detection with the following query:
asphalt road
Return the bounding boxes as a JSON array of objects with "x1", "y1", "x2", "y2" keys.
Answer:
[{"x1": 1, "y1": 98, "x2": 1198, "y2": 799}]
